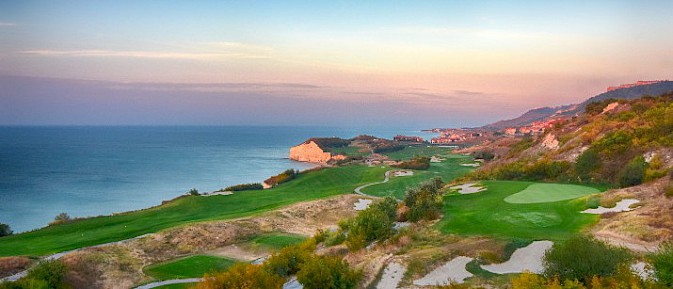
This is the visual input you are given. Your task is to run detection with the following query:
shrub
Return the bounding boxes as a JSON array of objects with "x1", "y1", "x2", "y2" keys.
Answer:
[
  {"x1": 404, "y1": 177, "x2": 444, "y2": 222},
  {"x1": 187, "y1": 188, "x2": 199, "y2": 196},
  {"x1": 650, "y1": 242, "x2": 673, "y2": 287},
  {"x1": 296, "y1": 255, "x2": 361, "y2": 289},
  {"x1": 0, "y1": 223, "x2": 11, "y2": 237},
  {"x1": 372, "y1": 197, "x2": 398, "y2": 222},
  {"x1": 0, "y1": 259, "x2": 70, "y2": 289},
  {"x1": 617, "y1": 156, "x2": 647, "y2": 187},
  {"x1": 543, "y1": 235, "x2": 631, "y2": 283},
  {"x1": 264, "y1": 169, "x2": 298, "y2": 188},
  {"x1": 473, "y1": 150, "x2": 495, "y2": 161},
  {"x1": 220, "y1": 183, "x2": 263, "y2": 192},
  {"x1": 49, "y1": 213, "x2": 72, "y2": 226},
  {"x1": 263, "y1": 240, "x2": 316, "y2": 277},
  {"x1": 575, "y1": 148, "x2": 601, "y2": 182},
  {"x1": 196, "y1": 263, "x2": 284, "y2": 289},
  {"x1": 393, "y1": 156, "x2": 430, "y2": 170},
  {"x1": 346, "y1": 205, "x2": 394, "y2": 250}
]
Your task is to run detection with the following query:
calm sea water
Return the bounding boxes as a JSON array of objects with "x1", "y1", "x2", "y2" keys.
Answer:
[{"x1": 0, "y1": 126, "x2": 425, "y2": 232}]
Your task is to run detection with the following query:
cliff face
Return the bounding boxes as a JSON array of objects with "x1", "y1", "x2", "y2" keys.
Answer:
[{"x1": 289, "y1": 141, "x2": 334, "y2": 163}]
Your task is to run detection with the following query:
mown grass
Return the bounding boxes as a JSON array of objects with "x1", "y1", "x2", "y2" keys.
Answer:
[
  {"x1": 362, "y1": 153, "x2": 474, "y2": 199},
  {"x1": 0, "y1": 165, "x2": 387, "y2": 257},
  {"x1": 437, "y1": 180, "x2": 602, "y2": 242},
  {"x1": 247, "y1": 233, "x2": 306, "y2": 251},
  {"x1": 503, "y1": 183, "x2": 600, "y2": 204},
  {"x1": 144, "y1": 255, "x2": 237, "y2": 280},
  {"x1": 380, "y1": 145, "x2": 455, "y2": 161}
]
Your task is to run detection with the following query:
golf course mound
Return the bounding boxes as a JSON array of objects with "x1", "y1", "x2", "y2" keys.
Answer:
[{"x1": 504, "y1": 183, "x2": 600, "y2": 204}]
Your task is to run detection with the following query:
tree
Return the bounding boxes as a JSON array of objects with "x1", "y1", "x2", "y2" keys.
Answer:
[
  {"x1": 188, "y1": 188, "x2": 199, "y2": 196},
  {"x1": 617, "y1": 156, "x2": 647, "y2": 187},
  {"x1": 404, "y1": 177, "x2": 444, "y2": 222},
  {"x1": 196, "y1": 263, "x2": 284, "y2": 289},
  {"x1": 574, "y1": 148, "x2": 601, "y2": 182},
  {"x1": 297, "y1": 255, "x2": 360, "y2": 289},
  {"x1": 0, "y1": 223, "x2": 12, "y2": 237},
  {"x1": 543, "y1": 235, "x2": 631, "y2": 283},
  {"x1": 346, "y1": 205, "x2": 393, "y2": 250},
  {"x1": 49, "y1": 213, "x2": 72, "y2": 226}
]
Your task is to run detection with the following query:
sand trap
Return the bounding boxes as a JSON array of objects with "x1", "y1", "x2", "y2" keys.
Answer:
[
  {"x1": 460, "y1": 163, "x2": 480, "y2": 167},
  {"x1": 450, "y1": 183, "x2": 486, "y2": 194},
  {"x1": 393, "y1": 170, "x2": 414, "y2": 177},
  {"x1": 376, "y1": 262, "x2": 405, "y2": 289},
  {"x1": 283, "y1": 277, "x2": 303, "y2": 289},
  {"x1": 354, "y1": 199, "x2": 373, "y2": 211},
  {"x1": 430, "y1": 156, "x2": 445, "y2": 163},
  {"x1": 393, "y1": 222, "x2": 410, "y2": 230},
  {"x1": 413, "y1": 256, "x2": 474, "y2": 286},
  {"x1": 481, "y1": 241, "x2": 553, "y2": 274},
  {"x1": 631, "y1": 262, "x2": 654, "y2": 280},
  {"x1": 582, "y1": 198, "x2": 640, "y2": 214}
]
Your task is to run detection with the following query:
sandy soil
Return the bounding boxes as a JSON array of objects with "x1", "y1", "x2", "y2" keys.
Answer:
[
  {"x1": 354, "y1": 198, "x2": 373, "y2": 211},
  {"x1": 208, "y1": 244, "x2": 267, "y2": 261},
  {"x1": 481, "y1": 241, "x2": 553, "y2": 274},
  {"x1": 413, "y1": 256, "x2": 474, "y2": 286},
  {"x1": 376, "y1": 262, "x2": 405, "y2": 289},
  {"x1": 582, "y1": 198, "x2": 641, "y2": 214}
]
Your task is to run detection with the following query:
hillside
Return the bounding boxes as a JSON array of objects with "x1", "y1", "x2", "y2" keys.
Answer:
[{"x1": 483, "y1": 80, "x2": 673, "y2": 130}]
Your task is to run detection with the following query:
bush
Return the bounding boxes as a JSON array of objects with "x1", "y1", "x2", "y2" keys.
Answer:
[
  {"x1": 196, "y1": 263, "x2": 284, "y2": 289},
  {"x1": 187, "y1": 188, "x2": 199, "y2": 196},
  {"x1": 372, "y1": 197, "x2": 398, "y2": 222},
  {"x1": 617, "y1": 156, "x2": 647, "y2": 187},
  {"x1": 0, "y1": 259, "x2": 69, "y2": 289},
  {"x1": 0, "y1": 223, "x2": 12, "y2": 237},
  {"x1": 49, "y1": 213, "x2": 72, "y2": 226},
  {"x1": 264, "y1": 240, "x2": 316, "y2": 277},
  {"x1": 543, "y1": 235, "x2": 631, "y2": 283},
  {"x1": 575, "y1": 148, "x2": 601, "y2": 182},
  {"x1": 220, "y1": 183, "x2": 263, "y2": 192},
  {"x1": 650, "y1": 242, "x2": 673, "y2": 287},
  {"x1": 345, "y1": 205, "x2": 394, "y2": 250},
  {"x1": 264, "y1": 169, "x2": 298, "y2": 188},
  {"x1": 393, "y1": 156, "x2": 430, "y2": 170},
  {"x1": 473, "y1": 150, "x2": 495, "y2": 161},
  {"x1": 404, "y1": 177, "x2": 444, "y2": 222},
  {"x1": 296, "y1": 255, "x2": 360, "y2": 289}
]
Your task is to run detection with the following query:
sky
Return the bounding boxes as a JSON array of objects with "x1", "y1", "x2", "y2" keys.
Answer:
[{"x1": 0, "y1": 1, "x2": 672, "y2": 127}]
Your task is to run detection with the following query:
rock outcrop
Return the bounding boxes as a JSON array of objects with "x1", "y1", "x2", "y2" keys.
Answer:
[{"x1": 289, "y1": 141, "x2": 346, "y2": 163}]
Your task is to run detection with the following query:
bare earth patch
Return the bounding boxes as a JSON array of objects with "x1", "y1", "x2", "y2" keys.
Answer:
[
  {"x1": 376, "y1": 262, "x2": 405, "y2": 289},
  {"x1": 0, "y1": 257, "x2": 32, "y2": 279}
]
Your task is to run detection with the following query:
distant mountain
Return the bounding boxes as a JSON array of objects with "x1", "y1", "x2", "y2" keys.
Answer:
[{"x1": 483, "y1": 80, "x2": 673, "y2": 130}]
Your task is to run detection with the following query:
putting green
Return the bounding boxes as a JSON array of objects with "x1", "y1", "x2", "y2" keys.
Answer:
[{"x1": 504, "y1": 183, "x2": 600, "y2": 204}]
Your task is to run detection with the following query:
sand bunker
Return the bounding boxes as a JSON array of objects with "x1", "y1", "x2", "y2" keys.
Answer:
[
  {"x1": 430, "y1": 156, "x2": 445, "y2": 163},
  {"x1": 354, "y1": 199, "x2": 373, "y2": 211},
  {"x1": 631, "y1": 262, "x2": 654, "y2": 280},
  {"x1": 460, "y1": 163, "x2": 481, "y2": 167},
  {"x1": 376, "y1": 262, "x2": 405, "y2": 289},
  {"x1": 283, "y1": 277, "x2": 303, "y2": 289},
  {"x1": 413, "y1": 256, "x2": 474, "y2": 286},
  {"x1": 481, "y1": 241, "x2": 553, "y2": 274},
  {"x1": 393, "y1": 170, "x2": 414, "y2": 177},
  {"x1": 582, "y1": 199, "x2": 641, "y2": 214},
  {"x1": 450, "y1": 183, "x2": 486, "y2": 194}
]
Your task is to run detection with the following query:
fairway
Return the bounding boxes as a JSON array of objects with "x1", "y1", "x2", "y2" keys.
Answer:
[
  {"x1": 0, "y1": 165, "x2": 387, "y2": 257},
  {"x1": 504, "y1": 183, "x2": 600, "y2": 204},
  {"x1": 362, "y1": 152, "x2": 474, "y2": 199},
  {"x1": 144, "y1": 255, "x2": 237, "y2": 280},
  {"x1": 437, "y1": 181, "x2": 601, "y2": 241}
]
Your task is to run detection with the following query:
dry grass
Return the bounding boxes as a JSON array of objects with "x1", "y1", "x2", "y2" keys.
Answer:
[{"x1": 0, "y1": 256, "x2": 32, "y2": 278}]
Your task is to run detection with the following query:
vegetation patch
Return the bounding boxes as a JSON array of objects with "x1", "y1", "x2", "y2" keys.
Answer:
[
  {"x1": 144, "y1": 255, "x2": 237, "y2": 280},
  {"x1": 503, "y1": 183, "x2": 600, "y2": 204},
  {"x1": 247, "y1": 233, "x2": 306, "y2": 251}
]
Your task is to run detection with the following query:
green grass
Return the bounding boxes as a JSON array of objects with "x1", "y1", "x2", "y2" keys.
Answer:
[
  {"x1": 380, "y1": 145, "x2": 455, "y2": 160},
  {"x1": 144, "y1": 255, "x2": 237, "y2": 280},
  {"x1": 504, "y1": 183, "x2": 600, "y2": 204},
  {"x1": 0, "y1": 165, "x2": 387, "y2": 257},
  {"x1": 437, "y1": 180, "x2": 601, "y2": 241},
  {"x1": 361, "y1": 153, "x2": 474, "y2": 199},
  {"x1": 247, "y1": 233, "x2": 306, "y2": 250},
  {"x1": 328, "y1": 146, "x2": 370, "y2": 157}
]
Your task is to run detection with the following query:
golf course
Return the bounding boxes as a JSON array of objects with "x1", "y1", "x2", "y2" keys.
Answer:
[{"x1": 438, "y1": 180, "x2": 604, "y2": 241}]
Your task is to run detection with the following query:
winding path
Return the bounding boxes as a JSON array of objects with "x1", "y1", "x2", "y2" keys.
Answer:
[{"x1": 354, "y1": 170, "x2": 393, "y2": 196}]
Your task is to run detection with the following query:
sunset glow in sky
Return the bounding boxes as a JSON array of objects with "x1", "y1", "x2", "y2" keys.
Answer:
[{"x1": 1, "y1": 1, "x2": 672, "y2": 127}]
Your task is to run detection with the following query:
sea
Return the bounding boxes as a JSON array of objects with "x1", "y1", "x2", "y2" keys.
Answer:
[{"x1": 0, "y1": 126, "x2": 429, "y2": 233}]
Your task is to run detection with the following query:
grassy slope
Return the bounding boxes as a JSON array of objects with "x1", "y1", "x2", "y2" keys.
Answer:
[
  {"x1": 144, "y1": 255, "x2": 237, "y2": 280},
  {"x1": 380, "y1": 145, "x2": 453, "y2": 161},
  {"x1": 0, "y1": 165, "x2": 387, "y2": 257},
  {"x1": 363, "y1": 150, "x2": 475, "y2": 199},
  {"x1": 437, "y1": 180, "x2": 601, "y2": 242},
  {"x1": 504, "y1": 183, "x2": 600, "y2": 204}
]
